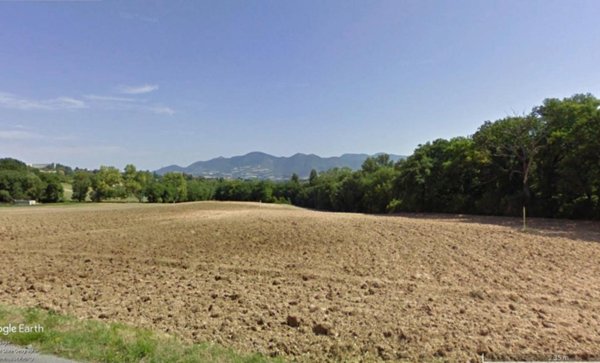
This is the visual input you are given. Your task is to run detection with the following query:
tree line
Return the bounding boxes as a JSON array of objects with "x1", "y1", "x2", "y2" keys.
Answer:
[
  {"x1": 1, "y1": 94, "x2": 598, "y2": 219},
  {"x1": 0, "y1": 159, "x2": 66, "y2": 203},
  {"x1": 296, "y1": 94, "x2": 600, "y2": 219}
]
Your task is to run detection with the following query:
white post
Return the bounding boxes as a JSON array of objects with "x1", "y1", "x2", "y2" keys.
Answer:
[{"x1": 522, "y1": 206, "x2": 526, "y2": 230}]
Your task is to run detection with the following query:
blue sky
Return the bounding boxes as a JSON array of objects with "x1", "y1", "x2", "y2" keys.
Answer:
[{"x1": 1, "y1": 0, "x2": 599, "y2": 170}]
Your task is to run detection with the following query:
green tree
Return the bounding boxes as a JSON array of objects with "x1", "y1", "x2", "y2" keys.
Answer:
[
  {"x1": 133, "y1": 171, "x2": 152, "y2": 202},
  {"x1": 0, "y1": 169, "x2": 44, "y2": 201},
  {"x1": 474, "y1": 115, "x2": 545, "y2": 226},
  {"x1": 123, "y1": 164, "x2": 142, "y2": 200},
  {"x1": 394, "y1": 145, "x2": 434, "y2": 212},
  {"x1": 145, "y1": 180, "x2": 164, "y2": 203},
  {"x1": 0, "y1": 190, "x2": 13, "y2": 203},
  {"x1": 72, "y1": 171, "x2": 92, "y2": 202},
  {"x1": 91, "y1": 166, "x2": 123, "y2": 202},
  {"x1": 0, "y1": 158, "x2": 28, "y2": 171},
  {"x1": 337, "y1": 172, "x2": 365, "y2": 212},
  {"x1": 534, "y1": 94, "x2": 600, "y2": 218},
  {"x1": 186, "y1": 178, "x2": 216, "y2": 201},
  {"x1": 251, "y1": 180, "x2": 274, "y2": 202},
  {"x1": 162, "y1": 173, "x2": 187, "y2": 202},
  {"x1": 309, "y1": 169, "x2": 318, "y2": 186},
  {"x1": 291, "y1": 173, "x2": 300, "y2": 184},
  {"x1": 39, "y1": 173, "x2": 64, "y2": 202}
]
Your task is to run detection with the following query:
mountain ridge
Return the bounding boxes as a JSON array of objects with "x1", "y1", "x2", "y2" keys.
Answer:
[{"x1": 155, "y1": 152, "x2": 405, "y2": 180}]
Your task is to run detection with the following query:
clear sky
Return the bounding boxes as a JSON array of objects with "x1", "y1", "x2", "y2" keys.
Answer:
[{"x1": 1, "y1": 0, "x2": 599, "y2": 170}]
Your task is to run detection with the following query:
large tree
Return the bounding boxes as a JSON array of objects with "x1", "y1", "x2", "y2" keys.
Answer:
[
  {"x1": 91, "y1": 166, "x2": 124, "y2": 202},
  {"x1": 534, "y1": 94, "x2": 600, "y2": 218},
  {"x1": 123, "y1": 164, "x2": 147, "y2": 201},
  {"x1": 39, "y1": 173, "x2": 64, "y2": 202},
  {"x1": 72, "y1": 170, "x2": 92, "y2": 202},
  {"x1": 161, "y1": 172, "x2": 187, "y2": 203},
  {"x1": 474, "y1": 115, "x2": 546, "y2": 226}
]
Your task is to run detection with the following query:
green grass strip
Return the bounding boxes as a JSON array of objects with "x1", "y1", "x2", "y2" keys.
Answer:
[{"x1": 0, "y1": 304, "x2": 282, "y2": 363}]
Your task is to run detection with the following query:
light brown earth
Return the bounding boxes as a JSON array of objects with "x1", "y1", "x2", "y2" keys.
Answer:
[{"x1": 1, "y1": 202, "x2": 600, "y2": 362}]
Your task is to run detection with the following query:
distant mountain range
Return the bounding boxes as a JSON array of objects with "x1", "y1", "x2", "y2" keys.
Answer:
[{"x1": 155, "y1": 152, "x2": 405, "y2": 180}]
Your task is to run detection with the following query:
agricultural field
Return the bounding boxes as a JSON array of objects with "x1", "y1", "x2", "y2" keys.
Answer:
[{"x1": 1, "y1": 202, "x2": 600, "y2": 362}]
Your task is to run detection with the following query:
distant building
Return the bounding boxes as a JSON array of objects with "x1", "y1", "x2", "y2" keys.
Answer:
[
  {"x1": 28, "y1": 163, "x2": 54, "y2": 170},
  {"x1": 14, "y1": 200, "x2": 37, "y2": 206},
  {"x1": 27, "y1": 163, "x2": 57, "y2": 173}
]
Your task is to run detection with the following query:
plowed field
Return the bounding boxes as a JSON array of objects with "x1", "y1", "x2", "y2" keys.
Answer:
[{"x1": 1, "y1": 202, "x2": 600, "y2": 362}]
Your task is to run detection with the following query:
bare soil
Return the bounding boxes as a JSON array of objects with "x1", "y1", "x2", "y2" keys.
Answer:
[{"x1": 1, "y1": 202, "x2": 600, "y2": 362}]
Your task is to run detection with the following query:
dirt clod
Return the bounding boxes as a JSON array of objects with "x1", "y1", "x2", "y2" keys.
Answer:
[
  {"x1": 286, "y1": 315, "x2": 301, "y2": 328},
  {"x1": 312, "y1": 323, "x2": 333, "y2": 336}
]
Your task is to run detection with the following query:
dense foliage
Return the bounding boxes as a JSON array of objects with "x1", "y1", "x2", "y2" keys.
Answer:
[
  {"x1": 0, "y1": 159, "x2": 64, "y2": 202},
  {"x1": 2, "y1": 94, "x2": 599, "y2": 219},
  {"x1": 286, "y1": 94, "x2": 599, "y2": 219}
]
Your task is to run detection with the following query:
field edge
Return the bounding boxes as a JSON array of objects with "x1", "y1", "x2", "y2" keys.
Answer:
[{"x1": 0, "y1": 303, "x2": 282, "y2": 363}]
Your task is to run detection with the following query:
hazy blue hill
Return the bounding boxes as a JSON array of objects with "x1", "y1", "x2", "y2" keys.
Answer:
[
  {"x1": 156, "y1": 165, "x2": 186, "y2": 174},
  {"x1": 156, "y1": 152, "x2": 405, "y2": 180}
]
